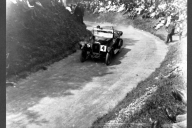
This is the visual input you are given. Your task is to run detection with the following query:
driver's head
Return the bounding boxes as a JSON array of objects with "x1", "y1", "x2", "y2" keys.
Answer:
[{"x1": 97, "y1": 25, "x2": 100, "y2": 28}]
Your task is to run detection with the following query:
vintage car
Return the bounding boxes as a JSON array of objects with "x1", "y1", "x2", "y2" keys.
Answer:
[{"x1": 79, "y1": 26, "x2": 123, "y2": 65}]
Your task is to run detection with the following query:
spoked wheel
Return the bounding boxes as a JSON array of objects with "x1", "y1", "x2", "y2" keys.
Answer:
[
  {"x1": 105, "y1": 53, "x2": 111, "y2": 66},
  {"x1": 80, "y1": 50, "x2": 87, "y2": 62},
  {"x1": 117, "y1": 39, "x2": 123, "y2": 54},
  {"x1": 118, "y1": 39, "x2": 123, "y2": 49}
]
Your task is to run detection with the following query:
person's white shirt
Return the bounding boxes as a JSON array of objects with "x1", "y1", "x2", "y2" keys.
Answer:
[
  {"x1": 165, "y1": 15, "x2": 172, "y2": 27},
  {"x1": 66, "y1": 6, "x2": 72, "y2": 12}
]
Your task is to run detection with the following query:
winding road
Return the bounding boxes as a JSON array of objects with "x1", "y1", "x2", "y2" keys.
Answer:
[{"x1": 6, "y1": 22, "x2": 167, "y2": 128}]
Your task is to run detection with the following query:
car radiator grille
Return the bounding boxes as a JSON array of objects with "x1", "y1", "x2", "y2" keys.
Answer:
[{"x1": 92, "y1": 43, "x2": 100, "y2": 53}]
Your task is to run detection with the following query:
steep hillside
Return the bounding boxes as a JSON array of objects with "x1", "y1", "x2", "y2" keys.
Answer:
[{"x1": 6, "y1": 0, "x2": 91, "y2": 80}]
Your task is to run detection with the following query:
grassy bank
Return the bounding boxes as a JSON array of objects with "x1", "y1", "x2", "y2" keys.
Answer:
[
  {"x1": 85, "y1": 13, "x2": 187, "y2": 127},
  {"x1": 6, "y1": 1, "x2": 91, "y2": 81}
]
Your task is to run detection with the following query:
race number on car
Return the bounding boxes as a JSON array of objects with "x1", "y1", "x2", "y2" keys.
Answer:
[{"x1": 100, "y1": 45, "x2": 107, "y2": 52}]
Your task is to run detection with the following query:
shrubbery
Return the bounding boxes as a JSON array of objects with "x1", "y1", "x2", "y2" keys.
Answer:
[{"x1": 6, "y1": 0, "x2": 90, "y2": 78}]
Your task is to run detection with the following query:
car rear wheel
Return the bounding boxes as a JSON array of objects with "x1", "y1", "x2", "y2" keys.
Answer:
[
  {"x1": 105, "y1": 53, "x2": 111, "y2": 65},
  {"x1": 80, "y1": 50, "x2": 87, "y2": 62},
  {"x1": 118, "y1": 39, "x2": 123, "y2": 49}
]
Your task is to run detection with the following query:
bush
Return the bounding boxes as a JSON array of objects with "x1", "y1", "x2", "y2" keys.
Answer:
[{"x1": 6, "y1": 0, "x2": 90, "y2": 78}]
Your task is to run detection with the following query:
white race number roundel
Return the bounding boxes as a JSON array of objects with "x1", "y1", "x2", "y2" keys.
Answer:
[{"x1": 100, "y1": 45, "x2": 107, "y2": 52}]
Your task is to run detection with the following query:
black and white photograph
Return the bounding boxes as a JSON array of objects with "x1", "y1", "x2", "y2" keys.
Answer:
[{"x1": 6, "y1": 0, "x2": 187, "y2": 127}]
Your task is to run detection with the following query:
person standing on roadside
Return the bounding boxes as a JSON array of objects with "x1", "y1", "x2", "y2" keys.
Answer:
[
  {"x1": 165, "y1": 18, "x2": 176, "y2": 44},
  {"x1": 73, "y1": 3, "x2": 85, "y2": 25}
]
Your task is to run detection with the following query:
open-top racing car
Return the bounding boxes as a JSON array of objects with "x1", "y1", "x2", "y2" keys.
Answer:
[{"x1": 79, "y1": 26, "x2": 123, "y2": 65}]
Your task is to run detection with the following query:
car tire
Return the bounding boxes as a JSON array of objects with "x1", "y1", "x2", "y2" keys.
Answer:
[
  {"x1": 80, "y1": 50, "x2": 86, "y2": 62},
  {"x1": 118, "y1": 39, "x2": 123, "y2": 49},
  {"x1": 105, "y1": 53, "x2": 111, "y2": 66},
  {"x1": 116, "y1": 39, "x2": 123, "y2": 54}
]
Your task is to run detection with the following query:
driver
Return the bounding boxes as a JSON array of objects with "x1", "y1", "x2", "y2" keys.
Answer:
[{"x1": 96, "y1": 25, "x2": 101, "y2": 29}]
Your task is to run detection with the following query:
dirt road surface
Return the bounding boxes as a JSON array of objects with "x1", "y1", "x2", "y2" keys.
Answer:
[{"x1": 6, "y1": 22, "x2": 167, "y2": 128}]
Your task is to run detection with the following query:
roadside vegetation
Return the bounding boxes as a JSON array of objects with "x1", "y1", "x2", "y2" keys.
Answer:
[{"x1": 6, "y1": 0, "x2": 90, "y2": 81}]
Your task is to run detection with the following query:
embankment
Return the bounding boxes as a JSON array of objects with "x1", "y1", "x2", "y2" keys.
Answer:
[{"x1": 6, "y1": 1, "x2": 91, "y2": 80}]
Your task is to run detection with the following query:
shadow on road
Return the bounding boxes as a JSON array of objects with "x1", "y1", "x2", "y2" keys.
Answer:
[
  {"x1": 110, "y1": 48, "x2": 131, "y2": 66},
  {"x1": 6, "y1": 32, "x2": 139, "y2": 114}
]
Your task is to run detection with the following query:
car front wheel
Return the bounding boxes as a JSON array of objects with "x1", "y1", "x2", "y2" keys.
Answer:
[{"x1": 105, "y1": 53, "x2": 111, "y2": 65}]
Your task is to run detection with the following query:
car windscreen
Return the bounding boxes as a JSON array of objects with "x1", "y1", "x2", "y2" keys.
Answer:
[{"x1": 93, "y1": 28, "x2": 113, "y2": 38}]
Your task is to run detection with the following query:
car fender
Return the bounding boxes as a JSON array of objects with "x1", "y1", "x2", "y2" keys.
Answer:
[{"x1": 107, "y1": 40, "x2": 115, "y2": 53}]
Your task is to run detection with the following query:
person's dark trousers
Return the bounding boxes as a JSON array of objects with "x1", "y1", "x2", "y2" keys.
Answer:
[
  {"x1": 76, "y1": 15, "x2": 84, "y2": 25},
  {"x1": 76, "y1": 16, "x2": 81, "y2": 23},
  {"x1": 179, "y1": 32, "x2": 182, "y2": 40},
  {"x1": 166, "y1": 33, "x2": 173, "y2": 43},
  {"x1": 78, "y1": 15, "x2": 84, "y2": 24}
]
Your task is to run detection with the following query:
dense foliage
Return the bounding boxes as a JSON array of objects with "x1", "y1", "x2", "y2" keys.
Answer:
[{"x1": 6, "y1": 0, "x2": 90, "y2": 78}]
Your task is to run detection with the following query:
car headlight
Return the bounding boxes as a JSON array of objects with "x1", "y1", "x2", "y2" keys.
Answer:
[
  {"x1": 113, "y1": 39, "x2": 116, "y2": 43},
  {"x1": 80, "y1": 41, "x2": 85, "y2": 46},
  {"x1": 107, "y1": 47, "x2": 111, "y2": 52},
  {"x1": 87, "y1": 43, "x2": 91, "y2": 47}
]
